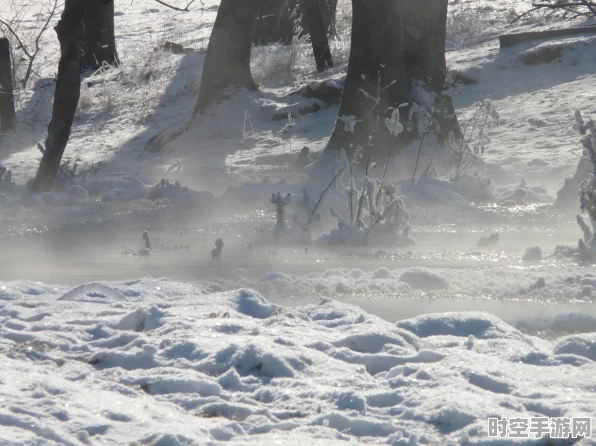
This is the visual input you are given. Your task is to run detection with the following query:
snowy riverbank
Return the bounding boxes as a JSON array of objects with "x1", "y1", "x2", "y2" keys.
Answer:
[{"x1": 0, "y1": 278, "x2": 595, "y2": 445}]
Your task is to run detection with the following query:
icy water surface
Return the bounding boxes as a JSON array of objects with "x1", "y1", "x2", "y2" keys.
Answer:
[{"x1": 2, "y1": 200, "x2": 595, "y2": 334}]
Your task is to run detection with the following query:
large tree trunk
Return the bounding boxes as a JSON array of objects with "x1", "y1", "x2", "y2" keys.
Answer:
[
  {"x1": 317, "y1": 0, "x2": 409, "y2": 163},
  {"x1": 311, "y1": 0, "x2": 460, "y2": 176},
  {"x1": 31, "y1": 0, "x2": 83, "y2": 193},
  {"x1": 0, "y1": 37, "x2": 16, "y2": 132},
  {"x1": 401, "y1": 0, "x2": 461, "y2": 141},
  {"x1": 301, "y1": 0, "x2": 333, "y2": 71},
  {"x1": 146, "y1": 0, "x2": 261, "y2": 151},
  {"x1": 81, "y1": 0, "x2": 119, "y2": 70},
  {"x1": 194, "y1": 0, "x2": 261, "y2": 113}
]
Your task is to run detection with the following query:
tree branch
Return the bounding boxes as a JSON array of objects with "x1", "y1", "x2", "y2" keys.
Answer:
[
  {"x1": 24, "y1": 0, "x2": 60, "y2": 86},
  {"x1": 0, "y1": 17, "x2": 33, "y2": 59},
  {"x1": 511, "y1": 0, "x2": 596, "y2": 22},
  {"x1": 153, "y1": 0, "x2": 198, "y2": 12}
]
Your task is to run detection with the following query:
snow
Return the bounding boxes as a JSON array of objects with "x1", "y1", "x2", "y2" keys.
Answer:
[
  {"x1": 0, "y1": 278, "x2": 595, "y2": 445},
  {"x1": 2, "y1": 0, "x2": 596, "y2": 444}
]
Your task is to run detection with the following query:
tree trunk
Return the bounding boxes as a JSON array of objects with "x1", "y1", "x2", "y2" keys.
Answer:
[
  {"x1": 0, "y1": 37, "x2": 16, "y2": 131},
  {"x1": 301, "y1": 0, "x2": 333, "y2": 71},
  {"x1": 193, "y1": 0, "x2": 261, "y2": 113},
  {"x1": 81, "y1": 0, "x2": 119, "y2": 70},
  {"x1": 320, "y1": 0, "x2": 338, "y2": 37},
  {"x1": 318, "y1": 0, "x2": 409, "y2": 163},
  {"x1": 254, "y1": 0, "x2": 295, "y2": 45},
  {"x1": 146, "y1": 0, "x2": 261, "y2": 151},
  {"x1": 311, "y1": 0, "x2": 460, "y2": 176},
  {"x1": 401, "y1": 0, "x2": 461, "y2": 141},
  {"x1": 31, "y1": 0, "x2": 83, "y2": 193},
  {"x1": 254, "y1": 0, "x2": 336, "y2": 45}
]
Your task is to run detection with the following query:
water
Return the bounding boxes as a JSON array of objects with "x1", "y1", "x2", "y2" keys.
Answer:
[{"x1": 2, "y1": 199, "x2": 594, "y2": 333}]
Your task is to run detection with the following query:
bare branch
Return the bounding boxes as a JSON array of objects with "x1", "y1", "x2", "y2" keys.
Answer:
[
  {"x1": 511, "y1": 0, "x2": 596, "y2": 22},
  {"x1": 152, "y1": 0, "x2": 198, "y2": 12},
  {"x1": 0, "y1": 17, "x2": 33, "y2": 59},
  {"x1": 24, "y1": 0, "x2": 60, "y2": 86}
]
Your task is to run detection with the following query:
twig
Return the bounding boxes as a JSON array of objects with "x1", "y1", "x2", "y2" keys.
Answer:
[
  {"x1": 153, "y1": 0, "x2": 198, "y2": 12},
  {"x1": 307, "y1": 164, "x2": 348, "y2": 226},
  {"x1": 0, "y1": 18, "x2": 32, "y2": 59},
  {"x1": 23, "y1": 0, "x2": 59, "y2": 86}
]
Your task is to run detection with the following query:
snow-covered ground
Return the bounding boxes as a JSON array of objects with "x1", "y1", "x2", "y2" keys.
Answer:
[
  {"x1": 2, "y1": 0, "x2": 596, "y2": 444},
  {"x1": 1, "y1": 279, "x2": 595, "y2": 445}
]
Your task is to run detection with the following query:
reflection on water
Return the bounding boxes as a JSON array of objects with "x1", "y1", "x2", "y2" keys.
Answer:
[{"x1": 1, "y1": 200, "x2": 593, "y2": 334}]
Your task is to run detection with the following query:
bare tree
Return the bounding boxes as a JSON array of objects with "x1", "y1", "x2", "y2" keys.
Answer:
[
  {"x1": 81, "y1": 0, "x2": 119, "y2": 70},
  {"x1": 0, "y1": 37, "x2": 16, "y2": 131},
  {"x1": 311, "y1": 0, "x2": 461, "y2": 175},
  {"x1": 31, "y1": 0, "x2": 84, "y2": 192}
]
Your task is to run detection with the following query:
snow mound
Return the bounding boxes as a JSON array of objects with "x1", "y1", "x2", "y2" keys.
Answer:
[
  {"x1": 229, "y1": 289, "x2": 278, "y2": 319},
  {"x1": 113, "y1": 305, "x2": 167, "y2": 331},
  {"x1": 83, "y1": 176, "x2": 148, "y2": 199},
  {"x1": 553, "y1": 333, "x2": 596, "y2": 362},
  {"x1": 398, "y1": 268, "x2": 449, "y2": 291},
  {"x1": 57, "y1": 283, "x2": 127, "y2": 302},
  {"x1": 397, "y1": 311, "x2": 525, "y2": 340},
  {"x1": 522, "y1": 246, "x2": 542, "y2": 261},
  {"x1": 144, "y1": 179, "x2": 215, "y2": 207}
]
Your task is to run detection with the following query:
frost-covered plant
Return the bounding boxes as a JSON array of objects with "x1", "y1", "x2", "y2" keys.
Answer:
[
  {"x1": 409, "y1": 99, "x2": 439, "y2": 183},
  {"x1": 318, "y1": 175, "x2": 413, "y2": 246},
  {"x1": 271, "y1": 192, "x2": 311, "y2": 244},
  {"x1": 450, "y1": 98, "x2": 499, "y2": 180}
]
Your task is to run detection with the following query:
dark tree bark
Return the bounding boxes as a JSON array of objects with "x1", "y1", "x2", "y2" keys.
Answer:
[
  {"x1": 254, "y1": 0, "x2": 337, "y2": 44},
  {"x1": 31, "y1": 0, "x2": 84, "y2": 192},
  {"x1": 0, "y1": 37, "x2": 16, "y2": 131},
  {"x1": 311, "y1": 0, "x2": 460, "y2": 175},
  {"x1": 300, "y1": 0, "x2": 333, "y2": 71},
  {"x1": 318, "y1": 0, "x2": 409, "y2": 163},
  {"x1": 322, "y1": 0, "x2": 339, "y2": 36},
  {"x1": 254, "y1": 0, "x2": 296, "y2": 45},
  {"x1": 401, "y1": 0, "x2": 461, "y2": 141},
  {"x1": 193, "y1": 0, "x2": 261, "y2": 113},
  {"x1": 81, "y1": 0, "x2": 119, "y2": 70}
]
